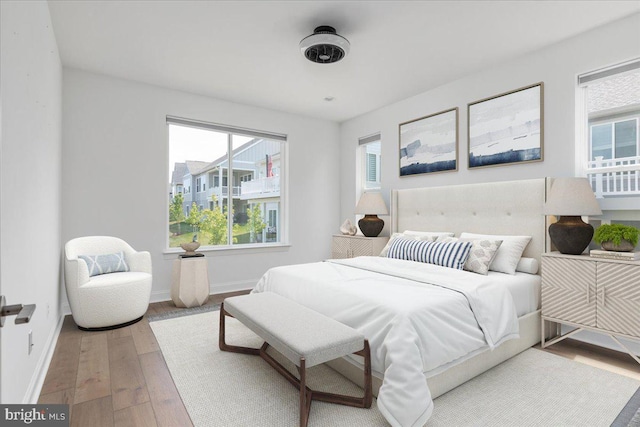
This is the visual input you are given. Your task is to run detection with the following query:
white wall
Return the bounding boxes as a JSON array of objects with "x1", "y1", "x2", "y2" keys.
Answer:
[
  {"x1": 339, "y1": 13, "x2": 640, "y2": 228},
  {"x1": 340, "y1": 13, "x2": 640, "y2": 354},
  {"x1": 62, "y1": 69, "x2": 340, "y2": 304},
  {"x1": 1, "y1": 1, "x2": 63, "y2": 403}
]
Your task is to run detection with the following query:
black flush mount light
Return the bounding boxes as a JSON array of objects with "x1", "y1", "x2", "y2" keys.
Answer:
[{"x1": 299, "y1": 26, "x2": 350, "y2": 64}]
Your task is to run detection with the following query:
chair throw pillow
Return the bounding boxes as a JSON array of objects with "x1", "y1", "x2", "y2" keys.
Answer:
[
  {"x1": 387, "y1": 238, "x2": 472, "y2": 270},
  {"x1": 78, "y1": 251, "x2": 130, "y2": 277}
]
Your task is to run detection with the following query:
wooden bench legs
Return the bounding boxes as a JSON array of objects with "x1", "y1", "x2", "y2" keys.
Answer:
[{"x1": 219, "y1": 303, "x2": 373, "y2": 427}]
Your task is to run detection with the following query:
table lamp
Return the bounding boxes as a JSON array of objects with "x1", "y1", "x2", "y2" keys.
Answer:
[
  {"x1": 355, "y1": 192, "x2": 389, "y2": 237},
  {"x1": 544, "y1": 177, "x2": 602, "y2": 255}
]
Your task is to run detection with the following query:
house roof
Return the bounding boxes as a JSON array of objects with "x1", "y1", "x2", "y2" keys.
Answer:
[
  {"x1": 171, "y1": 138, "x2": 281, "y2": 181},
  {"x1": 171, "y1": 162, "x2": 188, "y2": 185},
  {"x1": 194, "y1": 138, "x2": 261, "y2": 175},
  {"x1": 184, "y1": 160, "x2": 210, "y2": 176}
]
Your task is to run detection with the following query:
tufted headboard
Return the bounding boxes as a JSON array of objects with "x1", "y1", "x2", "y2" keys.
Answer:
[{"x1": 391, "y1": 178, "x2": 551, "y2": 266}]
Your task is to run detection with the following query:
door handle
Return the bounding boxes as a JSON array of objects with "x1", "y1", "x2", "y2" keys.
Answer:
[{"x1": 0, "y1": 295, "x2": 36, "y2": 328}]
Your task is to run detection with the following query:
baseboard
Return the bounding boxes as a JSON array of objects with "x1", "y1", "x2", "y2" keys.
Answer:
[
  {"x1": 64, "y1": 280, "x2": 256, "y2": 314},
  {"x1": 23, "y1": 314, "x2": 65, "y2": 403},
  {"x1": 209, "y1": 279, "x2": 257, "y2": 295},
  {"x1": 150, "y1": 279, "x2": 256, "y2": 304}
]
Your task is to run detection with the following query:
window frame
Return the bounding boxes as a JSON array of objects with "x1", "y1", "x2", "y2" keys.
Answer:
[
  {"x1": 577, "y1": 58, "x2": 640, "y2": 175},
  {"x1": 166, "y1": 116, "x2": 289, "y2": 253},
  {"x1": 358, "y1": 133, "x2": 382, "y2": 191}
]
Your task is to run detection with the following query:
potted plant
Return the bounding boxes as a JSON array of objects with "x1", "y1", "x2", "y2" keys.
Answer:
[{"x1": 593, "y1": 224, "x2": 639, "y2": 252}]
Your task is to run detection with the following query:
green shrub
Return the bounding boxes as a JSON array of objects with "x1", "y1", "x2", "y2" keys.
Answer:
[{"x1": 593, "y1": 224, "x2": 639, "y2": 247}]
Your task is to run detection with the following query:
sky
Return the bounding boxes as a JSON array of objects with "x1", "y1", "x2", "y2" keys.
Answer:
[{"x1": 168, "y1": 124, "x2": 252, "y2": 180}]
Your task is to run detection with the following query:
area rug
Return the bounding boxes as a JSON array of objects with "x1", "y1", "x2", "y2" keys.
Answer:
[
  {"x1": 146, "y1": 303, "x2": 221, "y2": 322},
  {"x1": 150, "y1": 311, "x2": 640, "y2": 426}
]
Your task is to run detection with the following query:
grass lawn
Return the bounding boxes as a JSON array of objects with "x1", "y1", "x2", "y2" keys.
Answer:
[{"x1": 169, "y1": 222, "x2": 253, "y2": 247}]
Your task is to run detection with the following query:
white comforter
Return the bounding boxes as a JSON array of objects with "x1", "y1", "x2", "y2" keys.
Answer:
[{"x1": 252, "y1": 256, "x2": 519, "y2": 427}]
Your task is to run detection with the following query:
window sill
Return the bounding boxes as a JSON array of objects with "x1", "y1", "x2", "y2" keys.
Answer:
[{"x1": 163, "y1": 242, "x2": 291, "y2": 259}]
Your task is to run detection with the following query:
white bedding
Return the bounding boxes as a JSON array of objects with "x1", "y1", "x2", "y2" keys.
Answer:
[
  {"x1": 252, "y1": 256, "x2": 522, "y2": 427},
  {"x1": 488, "y1": 271, "x2": 541, "y2": 317}
]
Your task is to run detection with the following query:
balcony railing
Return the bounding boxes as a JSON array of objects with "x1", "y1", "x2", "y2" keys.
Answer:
[
  {"x1": 587, "y1": 156, "x2": 640, "y2": 198},
  {"x1": 207, "y1": 185, "x2": 241, "y2": 199},
  {"x1": 241, "y1": 176, "x2": 280, "y2": 196}
]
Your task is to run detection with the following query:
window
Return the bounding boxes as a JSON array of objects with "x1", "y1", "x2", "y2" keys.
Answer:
[
  {"x1": 359, "y1": 133, "x2": 381, "y2": 190},
  {"x1": 579, "y1": 59, "x2": 640, "y2": 197},
  {"x1": 167, "y1": 116, "x2": 286, "y2": 248},
  {"x1": 591, "y1": 119, "x2": 638, "y2": 160}
]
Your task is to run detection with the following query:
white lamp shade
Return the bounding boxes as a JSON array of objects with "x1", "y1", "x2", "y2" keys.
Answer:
[
  {"x1": 355, "y1": 192, "x2": 389, "y2": 215},
  {"x1": 543, "y1": 177, "x2": 602, "y2": 216}
]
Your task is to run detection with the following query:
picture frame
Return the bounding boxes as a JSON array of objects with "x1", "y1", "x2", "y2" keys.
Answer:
[
  {"x1": 399, "y1": 107, "x2": 458, "y2": 177},
  {"x1": 467, "y1": 82, "x2": 544, "y2": 169}
]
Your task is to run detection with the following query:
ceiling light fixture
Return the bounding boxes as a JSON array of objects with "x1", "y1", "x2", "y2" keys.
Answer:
[{"x1": 300, "y1": 26, "x2": 350, "y2": 64}]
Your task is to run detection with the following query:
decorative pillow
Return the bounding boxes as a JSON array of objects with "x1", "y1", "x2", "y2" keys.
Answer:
[
  {"x1": 403, "y1": 230, "x2": 455, "y2": 239},
  {"x1": 387, "y1": 238, "x2": 472, "y2": 270},
  {"x1": 439, "y1": 237, "x2": 503, "y2": 275},
  {"x1": 459, "y1": 233, "x2": 531, "y2": 275},
  {"x1": 516, "y1": 257, "x2": 539, "y2": 274},
  {"x1": 379, "y1": 233, "x2": 436, "y2": 257},
  {"x1": 78, "y1": 251, "x2": 130, "y2": 277}
]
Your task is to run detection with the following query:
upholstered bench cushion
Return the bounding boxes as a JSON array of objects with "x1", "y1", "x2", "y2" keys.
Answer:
[{"x1": 224, "y1": 292, "x2": 364, "y2": 368}]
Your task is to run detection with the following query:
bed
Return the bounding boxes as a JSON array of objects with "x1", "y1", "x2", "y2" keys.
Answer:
[{"x1": 252, "y1": 178, "x2": 551, "y2": 427}]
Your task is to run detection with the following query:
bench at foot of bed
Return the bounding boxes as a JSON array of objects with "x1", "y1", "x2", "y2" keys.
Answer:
[{"x1": 219, "y1": 292, "x2": 372, "y2": 427}]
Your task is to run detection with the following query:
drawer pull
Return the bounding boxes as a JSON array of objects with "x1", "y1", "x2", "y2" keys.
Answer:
[{"x1": 586, "y1": 284, "x2": 590, "y2": 304}]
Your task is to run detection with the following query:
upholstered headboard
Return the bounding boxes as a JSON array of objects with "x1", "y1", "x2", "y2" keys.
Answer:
[{"x1": 391, "y1": 178, "x2": 550, "y2": 266}]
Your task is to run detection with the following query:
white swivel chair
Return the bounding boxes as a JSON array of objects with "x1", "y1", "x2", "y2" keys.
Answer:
[{"x1": 64, "y1": 236, "x2": 152, "y2": 330}]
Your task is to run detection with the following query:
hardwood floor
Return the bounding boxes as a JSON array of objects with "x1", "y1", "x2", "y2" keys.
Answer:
[
  {"x1": 38, "y1": 290, "x2": 248, "y2": 427},
  {"x1": 39, "y1": 292, "x2": 640, "y2": 427}
]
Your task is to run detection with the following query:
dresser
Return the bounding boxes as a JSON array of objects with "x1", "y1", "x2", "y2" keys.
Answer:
[
  {"x1": 541, "y1": 252, "x2": 640, "y2": 364},
  {"x1": 331, "y1": 235, "x2": 389, "y2": 259}
]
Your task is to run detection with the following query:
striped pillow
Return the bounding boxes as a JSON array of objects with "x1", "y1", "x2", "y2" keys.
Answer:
[{"x1": 387, "y1": 238, "x2": 472, "y2": 270}]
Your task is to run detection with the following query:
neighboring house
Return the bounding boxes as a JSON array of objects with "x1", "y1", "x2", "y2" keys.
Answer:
[
  {"x1": 170, "y1": 138, "x2": 281, "y2": 242},
  {"x1": 170, "y1": 162, "x2": 188, "y2": 198},
  {"x1": 586, "y1": 70, "x2": 640, "y2": 199},
  {"x1": 177, "y1": 160, "x2": 210, "y2": 215}
]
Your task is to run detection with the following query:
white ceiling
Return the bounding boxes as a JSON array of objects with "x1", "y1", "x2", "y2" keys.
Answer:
[{"x1": 47, "y1": 1, "x2": 640, "y2": 123}]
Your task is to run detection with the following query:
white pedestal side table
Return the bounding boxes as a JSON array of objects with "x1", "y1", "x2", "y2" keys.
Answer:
[{"x1": 171, "y1": 256, "x2": 210, "y2": 308}]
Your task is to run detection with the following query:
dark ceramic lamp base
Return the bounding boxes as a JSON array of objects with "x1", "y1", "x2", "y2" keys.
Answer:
[
  {"x1": 358, "y1": 215, "x2": 384, "y2": 237},
  {"x1": 549, "y1": 216, "x2": 594, "y2": 255}
]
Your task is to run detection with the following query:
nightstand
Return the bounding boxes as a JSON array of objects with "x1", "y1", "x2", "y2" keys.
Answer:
[
  {"x1": 541, "y1": 252, "x2": 640, "y2": 365},
  {"x1": 331, "y1": 235, "x2": 389, "y2": 259}
]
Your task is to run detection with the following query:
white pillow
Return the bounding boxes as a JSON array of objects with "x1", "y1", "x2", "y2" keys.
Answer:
[
  {"x1": 459, "y1": 232, "x2": 532, "y2": 275},
  {"x1": 379, "y1": 233, "x2": 435, "y2": 257},
  {"x1": 439, "y1": 236, "x2": 503, "y2": 275},
  {"x1": 402, "y1": 230, "x2": 455, "y2": 238},
  {"x1": 516, "y1": 257, "x2": 539, "y2": 274}
]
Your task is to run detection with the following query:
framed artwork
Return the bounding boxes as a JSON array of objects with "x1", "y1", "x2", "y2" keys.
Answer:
[
  {"x1": 467, "y1": 82, "x2": 543, "y2": 169},
  {"x1": 399, "y1": 107, "x2": 458, "y2": 177}
]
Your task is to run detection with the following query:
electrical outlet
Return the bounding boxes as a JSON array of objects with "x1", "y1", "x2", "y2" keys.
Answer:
[{"x1": 28, "y1": 330, "x2": 33, "y2": 355}]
